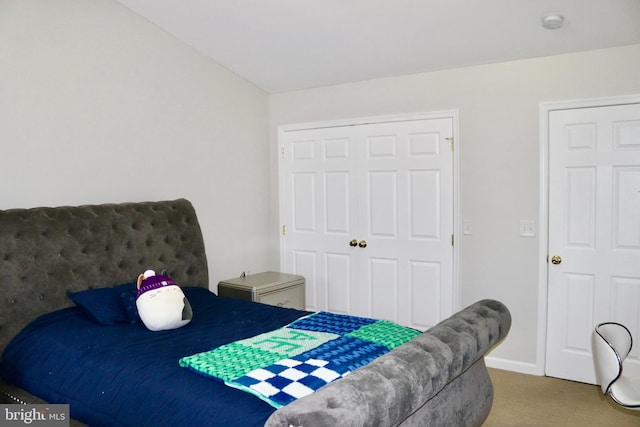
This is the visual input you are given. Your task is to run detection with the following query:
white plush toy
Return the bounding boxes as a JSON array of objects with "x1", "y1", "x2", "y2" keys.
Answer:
[{"x1": 136, "y1": 269, "x2": 192, "y2": 332}]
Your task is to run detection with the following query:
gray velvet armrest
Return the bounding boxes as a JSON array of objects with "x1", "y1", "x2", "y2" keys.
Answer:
[{"x1": 265, "y1": 299, "x2": 511, "y2": 427}]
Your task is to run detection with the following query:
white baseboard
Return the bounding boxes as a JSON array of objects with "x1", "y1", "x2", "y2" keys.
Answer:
[{"x1": 485, "y1": 356, "x2": 543, "y2": 376}]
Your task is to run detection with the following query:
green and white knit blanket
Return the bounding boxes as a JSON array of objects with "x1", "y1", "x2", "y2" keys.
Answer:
[{"x1": 179, "y1": 311, "x2": 420, "y2": 408}]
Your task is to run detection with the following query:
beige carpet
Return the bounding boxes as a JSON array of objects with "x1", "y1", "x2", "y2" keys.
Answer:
[{"x1": 484, "y1": 368, "x2": 640, "y2": 426}]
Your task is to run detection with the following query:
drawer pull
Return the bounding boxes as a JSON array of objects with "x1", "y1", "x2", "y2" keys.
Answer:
[{"x1": 276, "y1": 299, "x2": 290, "y2": 307}]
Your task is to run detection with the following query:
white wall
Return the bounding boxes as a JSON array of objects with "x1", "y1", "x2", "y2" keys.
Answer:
[
  {"x1": 269, "y1": 44, "x2": 640, "y2": 373},
  {"x1": 0, "y1": 0, "x2": 270, "y2": 287}
]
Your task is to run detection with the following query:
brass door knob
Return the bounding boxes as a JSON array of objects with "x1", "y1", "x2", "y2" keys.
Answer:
[
  {"x1": 551, "y1": 255, "x2": 562, "y2": 265},
  {"x1": 349, "y1": 239, "x2": 358, "y2": 247},
  {"x1": 358, "y1": 240, "x2": 367, "y2": 248}
]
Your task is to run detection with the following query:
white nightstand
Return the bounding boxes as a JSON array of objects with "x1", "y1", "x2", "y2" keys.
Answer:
[{"x1": 217, "y1": 271, "x2": 305, "y2": 310}]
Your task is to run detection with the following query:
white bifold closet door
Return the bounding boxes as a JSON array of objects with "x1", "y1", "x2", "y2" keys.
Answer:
[{"x1": 280, "y1": 116, "x2": 454, "y2": 330}]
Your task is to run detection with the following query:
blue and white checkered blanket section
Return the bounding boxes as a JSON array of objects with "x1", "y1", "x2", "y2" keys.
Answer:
[{"x1": 230, "y1": 357, "x2": 350, "y2": 408}]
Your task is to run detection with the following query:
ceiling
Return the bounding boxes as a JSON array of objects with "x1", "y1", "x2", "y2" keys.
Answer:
[{"x1": 116, "y1": 0, "x2": 640, "y2": 93}]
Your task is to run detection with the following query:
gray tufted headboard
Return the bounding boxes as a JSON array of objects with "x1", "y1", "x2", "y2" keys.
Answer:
[{"x1": 0, "y1": 198, "x2": 209, "y2": 352}]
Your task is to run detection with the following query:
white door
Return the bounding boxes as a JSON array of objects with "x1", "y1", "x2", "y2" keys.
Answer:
[
  {"x1": 546, "y1": 103, "x2": 640, "y2": 384},
  {"x1": 280, "y1": 116, "x2": 455, "y2": 330}
]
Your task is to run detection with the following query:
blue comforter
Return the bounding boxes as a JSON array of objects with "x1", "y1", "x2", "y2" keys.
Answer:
[{"x1": 0, "y1": 287, "x2": 308, "y2": 427}]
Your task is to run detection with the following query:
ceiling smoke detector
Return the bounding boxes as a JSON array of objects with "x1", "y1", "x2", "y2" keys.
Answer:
[{"x1": 542, "y1": 13, "x2": 565, "y2": 30}]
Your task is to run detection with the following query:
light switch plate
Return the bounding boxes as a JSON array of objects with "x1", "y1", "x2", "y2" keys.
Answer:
[
  {"x1": 463, "y1": 220, "x2": 473, "y2": 235},
  {"x1": 519, "y1": 220, "x2": 536, "y2": 237}
]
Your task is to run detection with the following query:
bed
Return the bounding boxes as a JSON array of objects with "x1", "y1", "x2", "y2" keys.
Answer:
[{"x1": 0, "y1": 198, "x2": 511, "y2": 426}]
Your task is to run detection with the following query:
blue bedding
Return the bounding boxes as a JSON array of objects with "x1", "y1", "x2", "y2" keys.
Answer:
[{"x1": 0, "y1": 287, "x2": 308, "y2": 427}]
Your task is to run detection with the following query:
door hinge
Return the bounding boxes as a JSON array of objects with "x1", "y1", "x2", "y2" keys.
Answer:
[
  {"x1": 451, "y1": 234, "x2": 454, "y2": 246},
  {"x1": 282, "y1": 225, "x2": 286, "y2": 236},
  {"x1": 281, "y1": 147, "x2": 286, "y2": 160},
  {"x1": 446, "y1": 137, "x2": 454, "y2": 151}
]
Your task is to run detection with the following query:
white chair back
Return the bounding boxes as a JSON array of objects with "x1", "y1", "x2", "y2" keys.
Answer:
[{"x1": 592, "y1": 322, "x2": 632, "y2": 394}]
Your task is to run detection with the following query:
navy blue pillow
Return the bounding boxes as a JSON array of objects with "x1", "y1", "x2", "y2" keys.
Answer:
[
  {"x1": 69, "y1": 283, "x2": 208, "y2": 326},
  {"x1": 115, "y1": 282, "x2": 140, "y2": 323},
  {"x1": 68, "y1": 287, "x2": 129, "y2": 325}
]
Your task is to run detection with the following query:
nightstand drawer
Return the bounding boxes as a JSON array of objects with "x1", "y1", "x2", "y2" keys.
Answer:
[
  {"x1": 217, "y1": 271, "x2": 305, "y2": 310},
  {"x1": 259, "y1": 284, "x2": 304, "y2": 309}
]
